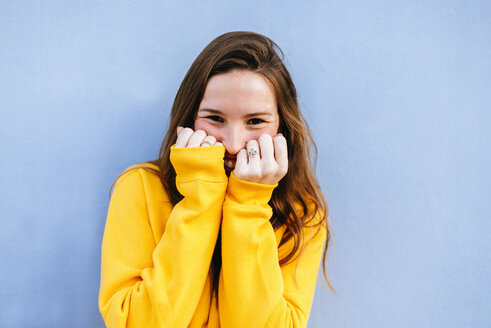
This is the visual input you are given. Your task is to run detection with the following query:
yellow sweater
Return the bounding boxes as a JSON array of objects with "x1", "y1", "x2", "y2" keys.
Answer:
[{"x1": 99, "y1": 145, "x2": 326, "y2": 327}]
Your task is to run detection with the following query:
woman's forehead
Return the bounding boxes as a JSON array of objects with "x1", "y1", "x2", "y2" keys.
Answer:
[{"x1": 199, "y1": 70, "x2": 278, "y2": 116}]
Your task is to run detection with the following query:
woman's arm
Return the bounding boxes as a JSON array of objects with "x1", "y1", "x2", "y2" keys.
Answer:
[
  {"x1": 219, "y1": 172, "x2": 326, "y2": 328},
  {"x1": 99, "y1": 146, "x2": 228, "y2": 327}
]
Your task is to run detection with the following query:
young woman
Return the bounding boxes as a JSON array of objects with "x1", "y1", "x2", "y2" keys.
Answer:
[{"x1": 99, "y1": 31, "x2": 334, "y2": 327}]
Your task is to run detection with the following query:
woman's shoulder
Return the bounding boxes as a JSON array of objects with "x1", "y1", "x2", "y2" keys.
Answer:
[
  {"x1": 124, "y1": 161, "x2": 160, "y2": 172},
  {"x1": 119, "y1": 162, "x2": 160, "y2": 178},
  {"x1": 115, "y1": 162, "x2": 160, "y2": 184},
  {"x1": 111, "y1": 161, "x2": 168, "y2": 202}
]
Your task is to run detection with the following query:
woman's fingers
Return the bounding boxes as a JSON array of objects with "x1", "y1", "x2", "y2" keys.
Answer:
[
  {"x1": 175, "y1": 127, "x2": 194, "y2": 148},
  {"x1": 258, "y1": 134, "x2": 275, "y2": 165},
  {"x1": 246, "y1": 139, "x2": 261, "y2": 167},
  {"x1": 273, "y1": 134, "x2": 288, "y2": 175},
  {"x1": 175, "y1": 127, "x2": 221, "y2": 148},
  {"x1": 235, "y1": 148, "x2": 248, "y2": 173},
  {"x1": 187, "y1": 130, "x2": 207, "y2": 147},
  {"x1": 201, "y1": 135, "x2": 217, "y2": 147},
  {"x1": 233, "y1": 133, "x2": 288, "y2": 185}
]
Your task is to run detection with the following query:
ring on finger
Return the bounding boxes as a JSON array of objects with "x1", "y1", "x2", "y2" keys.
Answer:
[{"x1": 248, "y1": 148, "x2": 259, "y2": 158}]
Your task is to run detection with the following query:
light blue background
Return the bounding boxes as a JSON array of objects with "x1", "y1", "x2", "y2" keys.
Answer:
[{"x1": 1, "y1": 1, "x2": 490, "y2": 327}]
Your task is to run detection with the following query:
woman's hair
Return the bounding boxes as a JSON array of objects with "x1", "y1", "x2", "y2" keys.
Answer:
[{"x1": 110, "y1": 31, "x2": 335, "y2": 301}]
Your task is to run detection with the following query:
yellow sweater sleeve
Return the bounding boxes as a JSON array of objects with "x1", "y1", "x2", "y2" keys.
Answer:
[
  {"x1": 219, "y1": 172, "x2": 327, "y2": 328},
  {"x1": 99, "y1": 145, "x2": 228, "y2": 327}
]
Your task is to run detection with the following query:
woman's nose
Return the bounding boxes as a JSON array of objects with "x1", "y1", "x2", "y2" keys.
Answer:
[{"x1": 221, "y1": 129, "x2": 245, "y2": 155}]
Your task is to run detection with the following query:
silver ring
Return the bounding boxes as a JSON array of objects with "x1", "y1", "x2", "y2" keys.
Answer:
[
  {"x1": 248, "y1": 149, "x2": 259, "y2": 158},
  {"x1": 201, "y1": 140, "x2": 213, "y2": 147}
]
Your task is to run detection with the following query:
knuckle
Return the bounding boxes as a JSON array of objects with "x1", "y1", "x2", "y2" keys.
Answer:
[
  {"x1": 247, "y1": 139, "x2": 258, "y2": 146},
  {"x1": 195, "y1": 129, "x2": 206, "y2": 136},
  {"x1": 274, "y1": 135, "x2": 286, "y2": 143}
]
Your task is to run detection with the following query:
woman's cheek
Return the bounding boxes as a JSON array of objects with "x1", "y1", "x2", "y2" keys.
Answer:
[
  {"x1": 249, "y1": 131, "x2": 263, "y2": 141},
  {"x1": 250, "y1": 127, "x2": 277, "y2": 140}
]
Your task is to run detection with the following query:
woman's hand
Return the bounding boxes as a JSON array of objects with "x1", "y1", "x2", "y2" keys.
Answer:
[
  {"x1": 175, "y1": 126, "x2": 223, "y2": 148},
  {"x1": 233, "y1": 133, "x2": 288, "y2": 185}
]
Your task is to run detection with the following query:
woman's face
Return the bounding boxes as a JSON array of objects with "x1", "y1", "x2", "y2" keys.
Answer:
[{"x1": 194, "y1": 69, "x2": 280, "y2": 171}]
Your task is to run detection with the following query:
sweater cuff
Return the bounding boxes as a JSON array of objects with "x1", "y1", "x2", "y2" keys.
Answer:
[
  {"x1": 170, "y1": 145, "x2": 227, "y2": 180},
  {"x1": 225, "y1": 171, "x2": 277, "y2": 206}
]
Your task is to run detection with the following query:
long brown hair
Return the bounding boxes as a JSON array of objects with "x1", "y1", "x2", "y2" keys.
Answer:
[{"x1": 110, "y1": 31, "x2": 335, "y2": 303}]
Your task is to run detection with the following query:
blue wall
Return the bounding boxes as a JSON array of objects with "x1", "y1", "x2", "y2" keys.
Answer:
[{"x1": 1, "y1": 1, "x2": 490, "y2": 327}]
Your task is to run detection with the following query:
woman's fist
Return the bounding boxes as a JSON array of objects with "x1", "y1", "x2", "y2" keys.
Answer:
[
  {"x1": 233, "y1": 133, "x2": 288, "y2": 185},
  {"x1": 175, "y1": 126, "x2": 223, "y2": 148}
]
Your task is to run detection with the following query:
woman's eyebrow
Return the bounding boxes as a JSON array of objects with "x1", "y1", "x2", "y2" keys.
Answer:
[{"x1": 199, "y1": 108, "x2": 273, "y2": 117}]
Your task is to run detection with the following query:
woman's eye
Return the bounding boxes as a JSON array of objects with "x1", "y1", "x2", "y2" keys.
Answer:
[
  {"x1": 248, "y1": 118, "x2": 266, "y2": 125},
  {"x1": 207, "y1": 116, "x2": 224, "y2": 122},
  {"x1": 205, "y1": 116, "x2": 265, "y2": 125}
]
